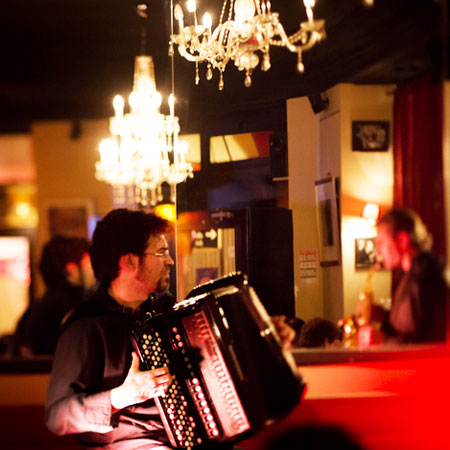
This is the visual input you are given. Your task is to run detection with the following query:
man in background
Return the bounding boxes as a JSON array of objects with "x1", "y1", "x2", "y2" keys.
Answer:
[
  {"x1": 15, "y1": 235, "x2": 95, "y2": 355},
  {"x1": 375, "y1": 208, "x2": 448, "y2": 343}
]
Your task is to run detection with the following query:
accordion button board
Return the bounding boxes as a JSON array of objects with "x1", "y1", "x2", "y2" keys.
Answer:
[{"x1": 137, "y1": 330, "x2": 205, "y2": 449}]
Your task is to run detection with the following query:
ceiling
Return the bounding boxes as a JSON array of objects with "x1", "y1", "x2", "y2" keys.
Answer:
[{"x1": 0, "y1": 0, "x2": 445, "y2": 130}]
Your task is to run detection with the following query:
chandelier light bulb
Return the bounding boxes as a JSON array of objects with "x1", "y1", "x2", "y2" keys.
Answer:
[
  {"x1": 99, "y1": 139, "x2": 119, "y2": 165},
  {"x1": 129, "y1": 91, "x2": 138, "y2": 110},
  {"x1": 178, "y1": 140, "x2": 188, "y2": 155},
  {"x1": 234, "y1": 0, "x2": 256, "y2": 22},
  {"x1": 113, "y1": 95, "x2": 124, "y2": 117},
  {"x1": 187, "y1": 0, "x2": 196, "y2": 13},
  {"x1": 152, "y1": 91, "x2": 162, "y2": 109},
  {"x1": 174, "y1": 3, "x2": 184, "y2": 20},
  {"x1": 202, "y1": 12, "x2": 212, "y2": 30},
  {"x1": 168, "y1": 93, "x2": 175, "y2": 108},
  {"x1": 168, "y1": 93, "x2": 175, "y2": 117}
]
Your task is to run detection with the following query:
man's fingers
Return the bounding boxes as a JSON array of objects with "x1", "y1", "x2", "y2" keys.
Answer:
[
  {"x1": 139, "y1": 379, "x2": 171, "y2": 400},
  {"x1": 141, "y1": 369, "x2": 171, "y2": 388},
  {"x1": 152, "y1": 366, "x2": 170, "y2": 376},
  {"x1": 156, "y1": 373, "x2": 172, "y2": 383}
]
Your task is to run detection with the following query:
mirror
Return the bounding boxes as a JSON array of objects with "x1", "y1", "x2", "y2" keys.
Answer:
[
  {"x1": 0, "y1": 0, "x2": 447, "y2": 369},
  {"x1": 173, "y1": 0, "x2": 448, "y2": 351}
]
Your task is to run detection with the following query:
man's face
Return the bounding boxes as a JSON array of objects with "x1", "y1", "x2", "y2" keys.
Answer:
[
  {"x1": 136, "y1": 234, "x2": 174, "y2": 294},
  {"x1": 80, "y1": 252, "x2": 96, "y2": 290},
  {"x1": 375, "y1": 222, "x2": 402, "y2": 270}
]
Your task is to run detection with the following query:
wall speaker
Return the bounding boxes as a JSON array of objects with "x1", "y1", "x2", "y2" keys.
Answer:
[
  {"x1": 308, "y1": 91, "x2": 329, "y2": 114},
  {"x1": 269, "y1": 132, "x2": 288, "y2": 178}
]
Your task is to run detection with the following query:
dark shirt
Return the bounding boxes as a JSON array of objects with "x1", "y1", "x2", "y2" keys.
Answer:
[
  {"x1": 15, "y1": 282, "x2": 88, "y2": 355},
  {"x1": 45, "y1": 287, "x2": 175, "y2": 450},
  {"x1": 385, "y1": 251, "x2": 448, "y2": 343}
]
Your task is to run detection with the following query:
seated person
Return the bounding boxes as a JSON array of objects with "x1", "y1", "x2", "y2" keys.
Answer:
[
  {"x1": 375, "y1": 208, "x2": 448, "y2": 343},
  {"x1": 296, "y1": 317, "x2": 342, "y2": 348},
  {"x1": 15, "y1": 235, "x2": 95, "y2": 355}
]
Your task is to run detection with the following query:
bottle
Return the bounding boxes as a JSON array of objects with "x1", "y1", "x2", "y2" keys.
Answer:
[
  {"x1": 356, "y1": 267, "x2": 385, "y2": 348},
  {"x1": 357, "y1": 269, "x2": 374, "y2": 327}
]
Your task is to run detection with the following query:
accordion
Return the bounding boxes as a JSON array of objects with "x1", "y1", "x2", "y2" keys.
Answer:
[{"x1": 132, "y1": 272, "x2": 305, "y2": 449}]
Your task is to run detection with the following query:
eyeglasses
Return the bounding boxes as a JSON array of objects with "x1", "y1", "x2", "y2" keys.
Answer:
[{"x1": 142, "y1": 249, "x2": 171, "y2": 259}]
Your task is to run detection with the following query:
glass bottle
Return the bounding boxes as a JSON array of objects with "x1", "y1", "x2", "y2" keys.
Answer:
[{"x1": 357, "y1": 270, "x2": 374, "y2": 327}]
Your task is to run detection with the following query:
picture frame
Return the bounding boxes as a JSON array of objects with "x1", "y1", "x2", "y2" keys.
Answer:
[
  {"x1": 44, "y1": 198, "x2": 94, "y2": 240},
  {"x1": 352, "y1": 120, "x2": 390, "y2": 151},
  {"x1": 314, "y1": 177, "x2": 341, "y2": 266},
  {"x1": 355, "y1": 237, "x2": 376, "y2": 269}
]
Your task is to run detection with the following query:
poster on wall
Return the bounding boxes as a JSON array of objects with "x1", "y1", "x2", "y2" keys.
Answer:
[
  {"x1": 351, "y1": 121, "x2": 390, "y2": 151},
  {"x1": 299, "y1": 249, "x2": 318, "y2": 284},
  {"x1": 314, "y1": 177, "x2": 341, "y2": 266}
]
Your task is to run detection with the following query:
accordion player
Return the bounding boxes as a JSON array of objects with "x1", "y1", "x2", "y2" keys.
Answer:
[{"x1": 132, "y1": 272, "x2": 305, "y2": 449}]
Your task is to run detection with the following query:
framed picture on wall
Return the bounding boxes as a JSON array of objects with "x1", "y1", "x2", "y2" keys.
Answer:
[
  {"x1": 352, "y1": 121, "x2": 389, "y2": 151},
  {"x1": 44, "y1": 198, "x2": 94, "y2": 239},
  {"x1": 314, "y1": 177, "x2": 341, "y2": 266},
  {"x1": 355, "y1": 237, "x2": 376, "y2": 269}
]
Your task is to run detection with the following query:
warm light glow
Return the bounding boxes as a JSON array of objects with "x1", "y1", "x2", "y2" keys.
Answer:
[
  {"x1": 362, "y1": 203, "x2": 380, "y2": 224},
  {"x1": 343, "y1": 216, "x2": 376, "y2": 239},
  {"x1": 154, "y1": 203, "x2": 177, "y2": 222},
  {"x1": 15, "y1": 202, "x2": 31, "y2": 218}
]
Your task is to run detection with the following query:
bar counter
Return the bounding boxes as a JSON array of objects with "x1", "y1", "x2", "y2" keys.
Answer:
[
  {"x1": 241, "y1": 343, "x2": 450, "y2": 450},
  {"x1": 1, "y1": 344, "x2": 449, "y2": 449}
]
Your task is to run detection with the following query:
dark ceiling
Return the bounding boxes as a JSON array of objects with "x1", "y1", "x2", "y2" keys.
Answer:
[{"x1": 0, "y1": 0, "x2": 446, "y2": 130}]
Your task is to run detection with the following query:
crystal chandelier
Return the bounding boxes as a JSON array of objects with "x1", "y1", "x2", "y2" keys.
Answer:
[
  {"x1": 170, "y1": 0, "x2": 326, "y2": 90},
  {"x1": 95, "y1": 2, "x2": 193, "y2": 209},
  {"x1": 95, "y1": 55, "x2": 194, "y2": 208}
]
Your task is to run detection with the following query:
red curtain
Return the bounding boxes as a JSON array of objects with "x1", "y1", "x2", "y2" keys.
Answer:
[{"x1": 393, "y1": 75, "x2": 445, "y2": 257}]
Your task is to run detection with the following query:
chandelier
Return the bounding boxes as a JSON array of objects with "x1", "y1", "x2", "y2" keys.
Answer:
[
  {"x1": 95, "y1": 2, "x2": 193, "y2": 208},
  {"x1": 170, "y1": 0, "x2": 326, "y2": 90},
  {"x1": 95, "y1": 55, "x2": 194, "y2": 208}
]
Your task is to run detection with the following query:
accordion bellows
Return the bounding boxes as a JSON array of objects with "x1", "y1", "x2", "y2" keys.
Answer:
[{"x1": 132, "y1": 272, "x2": 305, "y2": 449}]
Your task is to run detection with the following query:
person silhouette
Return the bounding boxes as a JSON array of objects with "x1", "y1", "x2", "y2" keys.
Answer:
[{"x1": 15, "y1": 235, "x2": 95, "y2": 355}]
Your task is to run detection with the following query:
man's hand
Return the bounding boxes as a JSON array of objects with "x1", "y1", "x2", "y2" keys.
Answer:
[
  {"x1": 271, "y1": 315, "x2": 296, "y2": 350},
  {"x1": 110, "y1": 352, "x2": 172, "y2": 410}
]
